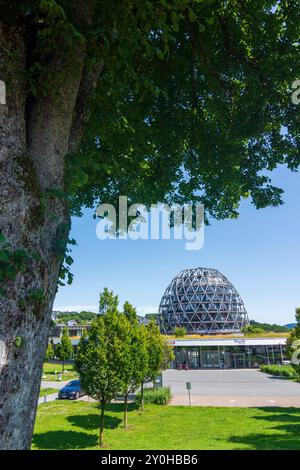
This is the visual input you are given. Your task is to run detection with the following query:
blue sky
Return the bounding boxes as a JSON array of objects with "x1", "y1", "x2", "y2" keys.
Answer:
[{"x1": 54, "y1": 165, "x2": 300, "y2": 325}]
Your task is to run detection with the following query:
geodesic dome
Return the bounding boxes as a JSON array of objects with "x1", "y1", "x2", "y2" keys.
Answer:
[{"x1": 158, "y1": 267, "x2": 249, "y2": 334}]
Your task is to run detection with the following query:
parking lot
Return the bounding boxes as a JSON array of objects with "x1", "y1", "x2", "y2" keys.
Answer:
[{"x1": 162, "y1": 369, "x2": 300, "y2": 407}]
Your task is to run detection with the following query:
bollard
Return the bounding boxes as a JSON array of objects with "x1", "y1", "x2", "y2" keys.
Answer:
[{"x1": 186, "y1": 382, "x2": 192, "y2": 406}]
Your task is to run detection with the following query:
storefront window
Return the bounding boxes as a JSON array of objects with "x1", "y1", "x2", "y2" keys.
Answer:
[{"x1": 174, "y1": 344, "x2": 286, "y2": 369}]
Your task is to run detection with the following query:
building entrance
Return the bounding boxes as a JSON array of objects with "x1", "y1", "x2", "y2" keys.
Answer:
[
  {"x1": 232, "y1": 353, "x2": 246, "y2": 368},
  {"x1": 201, "y1": 351, "x2": 220, "y2": 368}
]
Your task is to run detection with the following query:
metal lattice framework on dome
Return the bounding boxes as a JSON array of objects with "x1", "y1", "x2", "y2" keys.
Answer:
[{"x1": 158, "y1": 267, "x2": 249, "y2": 334}]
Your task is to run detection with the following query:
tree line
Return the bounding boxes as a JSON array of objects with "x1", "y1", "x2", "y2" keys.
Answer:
[{"x1": 53, "y1": 311, "x2": 98, "y2": 324}]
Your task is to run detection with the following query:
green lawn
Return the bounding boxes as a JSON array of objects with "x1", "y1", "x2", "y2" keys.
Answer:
[
  {"x1": 32, "y1": 401, "x2": 300, "y2": 450},
  {"x1": 39, "y1": 388, "x2": 58, "y2": 397},
  {"x1": 42, "y1": 362, "x2": 78, "y2": 382}
]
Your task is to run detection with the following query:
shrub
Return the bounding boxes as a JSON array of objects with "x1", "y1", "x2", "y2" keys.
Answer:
[
  {"x1": 260, "y1": 364, "x2": 298, "y2": 379},
  {"x1": 174, "y1": 326, "x2": 187, "y2": 337},
  {"x1": 242, "y1": 325, "x2": 264, "y2": 335},
  {"x1": 135, "y1": 387, "x2": 171, "y2": 405}
]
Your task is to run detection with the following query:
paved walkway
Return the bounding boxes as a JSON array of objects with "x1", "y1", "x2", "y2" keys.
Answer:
[
  {"x1": 38, "y1": 370, "x2": 300, "y2": 408},
  {"x1": 38, "y1": 393, "x2": 58, "y2": 405},
  {"x1": 38, "y1": 379, "x2": 68, "y2": 405},
  {"x1": 162, "y1": 369, "x2": 300, "y2": 407},
  {"x1": 41, "y1": 379, "x2": 70, "y2": 389}
]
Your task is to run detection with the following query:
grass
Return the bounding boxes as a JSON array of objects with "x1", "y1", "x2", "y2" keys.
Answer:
[
  {"x1": 166, "y1": 332, "x2": 289, "y2": 340},
  {"x1": 39, "y1": 388, "x2": 58, "y2": 397},
  {"x1": 32, "y1": 400, "x2": 300, "y2": 450},
  {"x1": 42, "y1": 362, "x2": 78, "y2": 382}
]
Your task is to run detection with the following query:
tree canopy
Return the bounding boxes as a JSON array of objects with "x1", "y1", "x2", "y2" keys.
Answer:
[
  {"x1": 75, "y1": 291, "x2": 148, "y2": 444},
  {"x1": 75, "y1": 309, "x2": 130, "y2": 446},
  {"x1": 119, "y1": 303, "x2": 148, "y2": 428},
  {"x1": 99, "y1": 287, "x2": 119, "y2": 314},
  {"x1": 2, "y1": 1, "x2": 299, "y2": 221}
]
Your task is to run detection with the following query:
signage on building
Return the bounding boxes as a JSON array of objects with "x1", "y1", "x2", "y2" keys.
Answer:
[{"x1": 234, "y1": 338, "x2": 246, "y2": 345}]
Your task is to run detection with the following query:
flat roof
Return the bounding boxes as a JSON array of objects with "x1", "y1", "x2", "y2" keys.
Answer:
[
  {"x1": 52, "y1": 336, "x2": 287, "y2": 347},
  {"x1": 167, "y1": 337, "x2": 287, "y2": 347}
]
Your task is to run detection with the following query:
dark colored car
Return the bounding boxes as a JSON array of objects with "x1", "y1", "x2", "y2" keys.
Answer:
[{"x1": 58, "y1": 380, "x2": 85, "y2": 400}]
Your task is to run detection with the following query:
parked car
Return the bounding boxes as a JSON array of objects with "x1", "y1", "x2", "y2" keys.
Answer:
[{"x1": 58, "y1": 380, "x2": 85, "y2": 400}]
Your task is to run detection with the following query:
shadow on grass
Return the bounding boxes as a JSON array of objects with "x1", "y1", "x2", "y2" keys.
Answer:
[
  {"x1": 253, "y1": 407, "x2": 300, "y2": 422},
  {"x1": 66, "y1": 403, "x2": 137, "y2": 430},
  {"x1": 106, "y1": 402, "x2": 138, "y2": 412},
  {"x1": 227, "y1": 407, "x2": 300, "y2": 450},
  {"x1": 32, "y1": 430, "x2": 98, "y2": 450},
  {"x1": 67, "y1": 413, "x2": 122, "y2": 430},
  {"x1": 33, "y1": 403, "x2": 140, "y2": 450}
]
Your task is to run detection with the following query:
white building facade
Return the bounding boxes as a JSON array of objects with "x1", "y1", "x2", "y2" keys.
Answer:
[{"x1": 169, "y1": 337, "x2": 287, "y2": 369}]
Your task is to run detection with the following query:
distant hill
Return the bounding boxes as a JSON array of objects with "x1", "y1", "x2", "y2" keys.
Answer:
[
  {"x1": 250, "y1": 320, "x2": 290, "y2": 333},
  {"x1": 284, "y1": 323, "x2": 297, "y2": 329},
  {"x1": 52, "y1": 310, "x2": 150, "y2": 326},
  {"x1": 53, "y1": 311, "x2": 97, "y2": 324}
]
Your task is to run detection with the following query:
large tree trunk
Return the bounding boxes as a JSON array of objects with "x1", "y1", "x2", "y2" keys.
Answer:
[
  {"x1": 0, "y1": 12, "x2": 100, "y2": 449},
  {"x1": 0, "y1": 156, "x2": 67, "y2": 449}
]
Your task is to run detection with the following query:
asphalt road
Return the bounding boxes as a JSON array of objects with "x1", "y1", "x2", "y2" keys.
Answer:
[
  {"x1": 38, "y1": 370, "x2": 300, "y2": 407},
  {"x1": 162, "y1": 369, "x2": 300, "y2": 407}
]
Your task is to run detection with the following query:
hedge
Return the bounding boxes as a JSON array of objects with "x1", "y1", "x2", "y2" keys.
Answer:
[{"x1": 260, "y1": 364, "x2": 298, "y2": 379}]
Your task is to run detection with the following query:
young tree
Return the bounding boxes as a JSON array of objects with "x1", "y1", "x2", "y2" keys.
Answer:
[
  {"x1": 56, "y1": 327, "x2": 73, "y2": 373},
  {"x1": 75, "y1": 306, "x2": 130, "y2": 446},
  {"x1": 147, "y1": 321, "x2": 165, "y2": 382},
  {"x1": 174, "y1": 326, "x2": 187, "y2": 338},
  {"x1": 99, "y1": 288, "x2": 119, "y2": 315},
  {"x1": 286, "y1": 308, "x2": 300, "y2": 378},
  {"x1": 1, "y1": 1, "x2": 299, "y2": 448},
  {"x1": 45, "y1": 340, "x2": 54, "y2": 362},
  {"x1": 123, "y1": 301, "x2": 138, "y2": 324},
  {"x1": 161, "y1": 339, "x2": 175, "y2": 371},
  {"x1": 140, "y1": 321, "x2": 164, "y2": 411},
  {"x1": 120, "y1": 303, "x2": 148, "y2": 428}
]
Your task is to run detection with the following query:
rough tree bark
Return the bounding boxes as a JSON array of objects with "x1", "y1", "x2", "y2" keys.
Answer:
[{"x1": 0, "y1": 5, "x2": 101, "y2": 449}]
